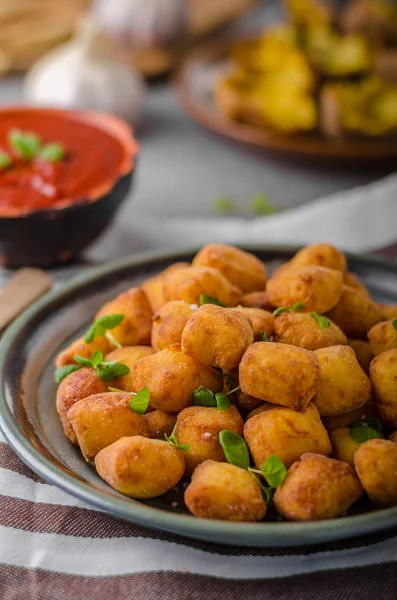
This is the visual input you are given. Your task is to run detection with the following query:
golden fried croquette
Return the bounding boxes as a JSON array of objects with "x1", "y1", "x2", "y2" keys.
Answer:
[
  {"x1": 240, "y1": 291, "x2": 274, "y2": 311},
  {"x1": 368, "y1": 320, "x2": 397, "y2": 355},
  {"x1": 142, "y1": 262, "x2": 190, "y2": 313},
  {"x1": 56, "y1": 367, "x2": 108, "y2": 444},
  {"x1": 68, "y1": 392, "x2": 148, "y2": 462},
  {"x1": 348, "y1": 339, "x2": 375, "y2": 374},
  {"x1": 143, "y1": 410, "x2": 177, "y2": 439},
  {"x1": 231, "y1": 307, "x2": 275, "y2": 341},
  {"x1": 96, "y1": 288, "x2": 153, "y2": 347},
  {"x1": 266, "y1": 266, "x2": 343, "y2": 313},
  {"x1": 164, "y1": 266, "x2": 242, "y2": 307},
  {"x1": 244, "y1": 403, "x2": 331, "y2": 469},
  {"x1": 330, "y1": 428, "x2": 361, "y2": 467},
  {"x1": 130, "y1": 344, "x2": 221, "y2": 412},
  {"x1": 379, "y1": 304, "x2": 397, "y2": 321},
  {"x1": 95, "y1": 436, "x2": 185, "y2": 499},
  {"x1": 175, "y1": 406, "x2": 244, "y2": 474},
  {"x1": 274, "y1": 311, "x2": 347, "y2": 350},
  {"x1": 274, "y1": 453, "x2": 363, "y2": 520},
  {"x1": 181, "y1": 304, "x2": 254, "y2": 370},
  {"x1": 151, "y1": 301, "x2": 196, "y2": 352},
  {"x1": 343, "y1": 272, "x2": 371, "y2": 298},
  {"x1": 246, "y1": 402, "x2": 280, "y2": 420},
  {"x1": 314, "y1": 346, "x2": 371, "y2": 416},
  {"x1": 192, "y1": 244, "x2": 267, "y2": 293},
  {"x1": 322, "y1": 400, "x2": 379, "y2": 432},
  {"x1": 184, "y1": 460, "x2": 267, "y2": 521},
  {"x1": 239, "y1": 342, "x2": 319, "y2": 411},
  {"x1": 370, "y1": 349, "x2": 397, "y2": 428},
  {"x1": 105, "y1": 346, "x2": 155, "y2": 392},
  {"x1": 354, "y1": 439, "x2": 397, "y2": 507},
  {"x1": 328, "y1": 285, "x2": 382, "y2": 339},
  {"x1": 55, "y1": 335, "x2": 111, "y2": 369},
  {"x1": 288, "y1": 243, "x2": 347, "y2": 273}
]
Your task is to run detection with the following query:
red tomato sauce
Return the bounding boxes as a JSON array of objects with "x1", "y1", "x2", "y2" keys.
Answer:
[{"x1": 0, "y1": 112, "x2": 126, "y2": 216}]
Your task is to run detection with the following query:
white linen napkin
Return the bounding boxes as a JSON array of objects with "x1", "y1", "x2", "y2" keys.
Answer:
[{"x1": 88, "y1": 173, "x2": 397, "y2": 259}]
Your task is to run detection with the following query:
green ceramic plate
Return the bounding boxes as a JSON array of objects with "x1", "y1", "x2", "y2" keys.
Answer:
[{"x1": 1, "y1": 246, "x2": 397, "y2": 547}]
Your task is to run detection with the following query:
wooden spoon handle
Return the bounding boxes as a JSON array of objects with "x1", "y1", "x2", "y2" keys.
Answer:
[{"x1": 0, "y1": 268, "x2": 52, "y2": 331}]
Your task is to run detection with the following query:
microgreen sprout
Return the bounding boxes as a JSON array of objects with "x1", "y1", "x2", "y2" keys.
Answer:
[
  {"x1": 386, "y1": 319, "x2": 397, "y2": 350},
  {"x1": 273, "y1": 303, "x2": 306, "y2": 317},
  {"x1": 165, "y1": 423, "x2": 190, "y2": 451},
  {"x1": 310, "y1": 312, "x2": 330, "y2": 330},
  {"x1": 54, "y1": 351, "x2": 130, "y2": 384},
  {"x1": 349, "y1": 417, "x2": 383, "y2": 443},
  {"x1": 84, "y1": 313, "x2": 124, "y2": 349},
  {"x1": 108, "y1": 385, "x2": 150, "y2": 415},
  {"x1": 199, "y1": 295, "x2": 225, "y2": 307},
  {"x1": 192, "y1": 384, "x2": 240, "y2": 410}
]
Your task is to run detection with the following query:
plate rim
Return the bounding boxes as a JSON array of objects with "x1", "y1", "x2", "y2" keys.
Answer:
[
  {"x1": 174, "y1": 40, "x2": 397, "y2": 162},
  {"x1": 2, "y1": 244, "x2": 397, "y2": 547}
]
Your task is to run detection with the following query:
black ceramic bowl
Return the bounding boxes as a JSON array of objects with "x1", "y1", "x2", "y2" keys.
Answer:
[{"x1": 0, "y1": 107, "x2": 138, "y2": 268}]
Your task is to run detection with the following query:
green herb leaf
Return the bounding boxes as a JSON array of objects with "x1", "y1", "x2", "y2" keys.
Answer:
[
  {"x1": 0, "y1": 151, "x2": 12, "y2": 170},
  {"x1": 350, "y1": 425, "x2": 382, "y2": 443},
  {"x1": 108, "y1": 386, "x2": 125, "y2": 393},
  {"x1": 84, "y1": 314, "x2": 124, "y2": 344},
  {"x1": 39, "y1": 143, "x2": 65, "y2": 162},
  {"x1": 310, "y1": 312, "x2": 330, "y2": 330},
  {"x1": 74, "y1": 354, "x2": 94, "y2": 367},
  {"x1": 213, "y1": 196, "x2": 235, "y2": 215},
  {"x1": 91, "y1": 351, "x2": 103, "y2": 367},
  {"x1": 96, "y1": 367, "x2": 114, "y2": 381},
  {"x1": 291, "y1": 302, "x2": 305, "y2": 312},
  {"x1": 393, "y1": 319, "x2": 397, "y2": 332},
  {"x1": 219, "y1": 430, "x2": 250, "y2": 470},
  {"x1": 130, "y1": 387, "x2": 150, "y2": 415},
  {"x1": 54, "y1": 364, "x2": 81, "y2": 384},
  {"x1": 9, "y1": 129, "x2": 41, "y2": 159},
  {"x1": 165, "y1": 423, "x2": 190, "y2": 451},
  {"x1": 261, "y1": 331, "x2": 271, "y2": 342},
  {"x1": 261, "y1": 455, "x2": 287, "y2": 488},
  {"x1": 108, "y1": 362, "x2": 130, "y2": 378},
  {"x1": 273, "y1": 307, "x2": 289, "y2": 316},
  {"x1": 250, "y1": 193, "x2": 276, "y2": 217},
  {"x1": 351, "y1": 417, "x2": 383, "y2": 433},
  {"x1": 199, "y1": 295, "x2": 225, "y2": 307},
  {"x1": 215, "y1": 393, "x2": 231, "y2": 411},
  {"x1": 192, "y1": 386, "x2": 216, "y2": 407}
]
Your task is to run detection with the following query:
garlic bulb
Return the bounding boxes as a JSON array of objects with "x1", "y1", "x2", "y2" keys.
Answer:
[
  {"x1": 24, "y1": 21, "x2": 146, "y2": 126},
  {"x1": 91, "y1": 0, "x2": 188, "y2": 49}
]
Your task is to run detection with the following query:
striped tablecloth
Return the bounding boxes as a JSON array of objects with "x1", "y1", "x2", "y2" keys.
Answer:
[{"x1": 2, "y1": 420, "x2": 397, "y2": 599}]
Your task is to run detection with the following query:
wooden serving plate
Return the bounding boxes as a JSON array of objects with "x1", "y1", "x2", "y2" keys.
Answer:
[{"x1": 174, "y1": 41, "x2": 397, "y2": 164}]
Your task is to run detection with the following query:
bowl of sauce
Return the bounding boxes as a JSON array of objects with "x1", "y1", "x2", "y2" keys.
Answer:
[{"x1": 0, "y1": 107, "x2": 138, "y2": 267}]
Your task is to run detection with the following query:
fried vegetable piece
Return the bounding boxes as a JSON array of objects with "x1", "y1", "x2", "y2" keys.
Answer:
[
  {"x1": 379, "y1": 304, "x2": 397, "y2": 320},
  {"x1": 151, "y1": 301, "x2": 196, "y2": 352},
  {"x1": 142, "y1": 262, "x2": 190, "y2": 313},
  {"x1": 314, "y1": 346, "x2": 371, "y2": 416},
  {"x1": 244, "y1": 403, "x2": 331, "y2": 469},
  {"x1": 231, "y1": 307, "x2": 275, "y2": 341},
  {"x1": 164, "y1": 266, "x2": 242, "y2": 307},
  {"x1": 55, "y1": 335, "x2": 111, "y2": 369},
  {"x1": 330, "y1": 428, "x2": 360, "y2": 467},
  {"x1": 68, "y1": 392, "x2": 148, "y2": 462},
  {"x1": 96, "y1": 288, "x2": 153, "y2": 347},
  {"x1": 95, "y1": 436, "x2": 185, "y2": 499},
  {"x1": 266, "y1": 266, "x2": 343, "y2": 313},
  {"x1": 343, "y1": 272, "x2": 371, "y2": 299},
  {"x1": 130, "y1": 344, "x2": 221, "y2": 412},
  {"x1": 181, "y1": 305, "x2": 254, "y2": 370},
  {"x1": 288, "y1": 243, "x2": 347, "y2": 273},
  {"x1": 192, "y1": 244, "x2": 267, "y2": 293},
  {"x1": 274, "y1": 311, "x2": 347, "y2": 351},
  {"x1": 175, "y1": 406, "x2": 244, "y2": 475},
  {"x1": 327, "y1": 285, "x2": 382, "y2": 339},
  {"x1": 274, "y1": 453, "x2": 363, "y2": 521},
  {"x1": 348, "y1": 339, "x2": 374, "y2": 374},
  {"x1": 240, "y1": 291, "x2": 274, "y2": 311},
  {"x1": 322, "y1": 400, "x2": 378, "y2": 432},
  {"x1": 143, "y1": 410, "x2": 177, "y2": 439},
  {"x1": 354, "y1": 439, "x2": 397, "y2": 507},
  {"x1": 184, "y1": 460, "x2": 267, "y2": 521},
  {"x1": 56, "y1": 367, "x2": 108, "y2": 444},
  {"x1": 368, "y1": 320, "x2": 397, "y2": 355},
  {"x1": 370, "y1": 349, "x2": 397, "y2": 428},
  {"x1": 105, "y1": 346, "x2": 155, "y2": 392},
  {"x1": 239, "y1": 342, "x2": 319, "y2": 411}
]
